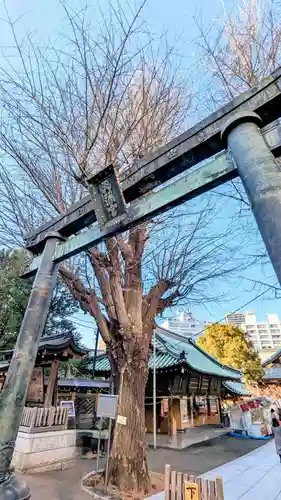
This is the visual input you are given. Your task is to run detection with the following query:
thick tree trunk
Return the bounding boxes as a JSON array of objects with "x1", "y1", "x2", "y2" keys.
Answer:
[{"x1": 108, "y1": 360, "x2": 150, "y2": 493}]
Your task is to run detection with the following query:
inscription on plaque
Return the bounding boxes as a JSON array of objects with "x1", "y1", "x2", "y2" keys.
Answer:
[
  {"x1": 185, "y1": 482, "x2": 199, "y2": 500},
  {"x1": 99, "y1": 178, "x2": 119, "y2": 219},
  {"x1": 87, "y1": 164, "x2": 127, "y2": 228}
]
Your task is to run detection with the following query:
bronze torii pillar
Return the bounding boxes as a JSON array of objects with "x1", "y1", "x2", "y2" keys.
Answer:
[
  {"x1": 0, "y1": 233, "x2": 63, "y2": 500},
  {"x1": 222, "y1": 111, "x2": 281, "y2": 287}
]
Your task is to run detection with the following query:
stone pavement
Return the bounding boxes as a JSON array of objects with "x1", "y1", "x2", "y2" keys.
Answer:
[
  {"x1": 16, "y1": 437, "x2": 276, "y2": 499},
  {"x1": 148, "y1": 434, "x2": 266, "y2": 476},
  {"x1": 17, "y1": 458, "x2": 97, "y2": 500},
  {"x1": 201, "y1": 439, "x2": 281, "y2": 500},
  {"x1": 146, "y1": 425, "x2": 227, "y2": 450}
]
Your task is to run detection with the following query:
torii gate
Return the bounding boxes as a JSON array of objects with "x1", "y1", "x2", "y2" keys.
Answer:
[{"x1": 2, "y1": 69, "x2": 281, "y2": 498}]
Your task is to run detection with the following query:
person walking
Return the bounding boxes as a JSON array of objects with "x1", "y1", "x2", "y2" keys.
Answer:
[{"x1": 271, "y1": 408, "x2": 281, "y2": 463}]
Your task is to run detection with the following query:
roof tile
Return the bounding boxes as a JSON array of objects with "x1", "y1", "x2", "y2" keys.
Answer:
[{"x1": 95, "y1": 326, "x2": 241, "y2": 380}]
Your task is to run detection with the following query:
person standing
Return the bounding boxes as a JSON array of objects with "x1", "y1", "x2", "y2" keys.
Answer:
[
  {"x1": 271, "y1": 408, "x2": 280, "y2": 427},
  {"x1": 271, "y1": 408, "x2": 281, "y2": 463}
]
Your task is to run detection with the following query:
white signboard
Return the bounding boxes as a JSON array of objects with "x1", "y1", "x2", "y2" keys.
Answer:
[
  {"x1": 180, "y1": 399, "x2": 189, "y2": 423},
  {"x1": 116, "y1": 415, "x2": 127, "y2": 425},
  {"x1": 96, "y1": 394, "x2": 117, "y2": 419},
  {"x1": 60, "y1": 400, "x2": 75, "y2": 418}
]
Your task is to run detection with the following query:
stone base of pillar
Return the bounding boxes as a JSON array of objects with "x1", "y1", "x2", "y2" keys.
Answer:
[
  {"x1": 0, "y1": 473, "x2": 30, "y2": 500},
  {"x1": 12, "y1": 429, "x2": 76, "y2": 474}
]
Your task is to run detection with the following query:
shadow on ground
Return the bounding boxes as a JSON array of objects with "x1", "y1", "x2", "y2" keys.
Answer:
[
  {"x1": 147, "y1": 435, "x2": 270, "y2": 476},
  {"x1": 18, "y1": 436, "x2": 269, "y2": 499}
]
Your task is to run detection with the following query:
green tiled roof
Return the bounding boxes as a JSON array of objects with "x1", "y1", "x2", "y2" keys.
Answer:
[
  {"x1": 155, "y1": 327, "x2": 241, "y2": 379},
  {"x1": 223, "y1": 381, "x2": 251, "y2": 396},
  {"x1": 95, "y1": 326, "x2": 241, "y2": 380},
  {"x1": 262, "y1": 349, "x2": 281, "y2": 367},
  {"x1": 263, "y1": 367, "x2": 281, "y2": 380},
  {"x1": 94, "y1": 351, "x2": 179, "y2": 372}
]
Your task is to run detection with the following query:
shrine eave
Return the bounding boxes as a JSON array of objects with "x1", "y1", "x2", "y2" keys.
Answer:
[
  {"x1": 262, "y1": 348, "x2": 281, "y2": 367},
  {"x1": 37, "y1": 335, "x2": 89, "y2": 358},
  {"x1": 0, "y1": 335, "x2": 89, "y2": 366}
]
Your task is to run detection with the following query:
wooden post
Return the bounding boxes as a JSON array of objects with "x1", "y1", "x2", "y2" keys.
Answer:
[
  {"x1": 207, "y1": 396, "x2": 211, "y2": 417},
  {"x1": 209, "y1": 480, "x2": 216, "y2": 500},
  {"x1": 177, "y1": 472, "x2": 182, "y2": 500},
  {"x1": 164, "y1": 464, "x2": 171, "y2": 500},
  {"x1": 202, "y1": 478, "x2": 209, "y2": 500},
  {"x1": 53, "y1": 368, "x2": 58, "y2": 406},
  {"x1": 192, "y1": 394, "x2": 197, "y2": 425},
  {"x1": 216, "y1": 477, "x2": 224, "y2": 500},
  {"x1": 45, "y1": 359, "x2": 59, "y2": 407},
  {"x1": 168, "y1": 392, "x2": 173, "y2": 443},
  {"x1": 187, "y1": 396, "x2": 192, "y2": 423},
  {"x1": 217, "y1": 397, "x2": 223, "y2": 425},
  {"x1": 170, "y1": 471, "x2": 176, "y2": 500}
]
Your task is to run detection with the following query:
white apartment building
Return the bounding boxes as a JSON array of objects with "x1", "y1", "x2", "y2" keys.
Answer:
[
  {"x1": 161, "y1": 311, "x2": 204, "y2": 339},
  {"x1": 225, "y1": 311, "x2": 281, "y2": 351},
  {"x1": 225, "y1": 312, "x2": 246, "y2": 328}
]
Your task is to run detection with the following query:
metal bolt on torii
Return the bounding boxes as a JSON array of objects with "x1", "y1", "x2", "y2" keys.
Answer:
[{"x1": 2, "y1": 70, "x2": 281, "y2": 498}]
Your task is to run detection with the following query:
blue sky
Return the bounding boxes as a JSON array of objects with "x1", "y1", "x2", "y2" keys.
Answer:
[{"x1": 3, "y1": 0, "x2": 281, "y2": 347}]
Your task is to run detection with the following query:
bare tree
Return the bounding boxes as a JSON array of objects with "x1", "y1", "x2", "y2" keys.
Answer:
[
  {"x1": 195, "y1": 0, "x2": 281, "y2": 287},
  {"x1": 0, "y1": 1, "x2": 256, "y2": 492},
  {"x1": 196, "y1": 0, "x2": 281, "y2": 110}
]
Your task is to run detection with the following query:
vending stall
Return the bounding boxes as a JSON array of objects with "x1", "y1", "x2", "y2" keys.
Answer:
[{"x1": 228, "y1": 397, "x2": 273, "y2": 438}]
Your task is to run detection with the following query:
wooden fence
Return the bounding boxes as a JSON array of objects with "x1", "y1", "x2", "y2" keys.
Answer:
[
  {"x1": 20, "y1": 406, "x2": 68, "y2": 433},
  {"x1": 74, "y1": 393, "x2": 97, "y2": 429},
  {"x1": 164, "y1": 464, "x2": 224, "y2": 500}
]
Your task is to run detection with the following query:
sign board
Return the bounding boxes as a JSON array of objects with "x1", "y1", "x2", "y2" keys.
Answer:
[
  {"x1": 116, "y1": 415, "x2": 127, "y2": 426},
  {"x1": 27, "y1": 367, "x2": 44, "y2": 403},
  {"x1": 96, "y1": 394, "x2": 117, "y2": 419},
  {"x1": 185, "y1": 482, "x2": 199, "y2": 500},
  {"x1": 180, "y1": 399, "x2": 189, "y2": 423},
  {"x1": 60, "y1": 400, "x2": 75, "y2": 418},
  {"x1": 87, "y1": 164, "x2": 127, "y2": 229}
]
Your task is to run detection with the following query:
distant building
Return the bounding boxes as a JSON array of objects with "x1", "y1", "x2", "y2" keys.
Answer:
[
  {"x1": 225, "y1": 312, "x2": 246, "y2": 327},
  {"x1": 161, "y1": 311, "x2": 204, "y2": 339},
  {"x1": 225, "y1": 310, "x2": 281, "y2": 351}
]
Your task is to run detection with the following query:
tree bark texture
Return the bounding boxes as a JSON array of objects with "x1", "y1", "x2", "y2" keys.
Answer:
[
  {"x1": 59, "y1": 227, "x2": 177, "y2": 492},
  {"x1": 108, "y1": 360, "x2": 150, "y2": 493}
]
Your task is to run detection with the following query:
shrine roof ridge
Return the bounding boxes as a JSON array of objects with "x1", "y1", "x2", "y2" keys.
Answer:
[{"x1": 94, "y1": 324, "x2": 242, "y2": 380}]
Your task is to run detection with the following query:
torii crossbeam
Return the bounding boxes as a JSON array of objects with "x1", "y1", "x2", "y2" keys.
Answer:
[{"x1": 2, "y1": 69, "x2": 281, "y2": 499}]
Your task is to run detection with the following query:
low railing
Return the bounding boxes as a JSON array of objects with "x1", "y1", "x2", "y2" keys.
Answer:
[
  {"x1": 20, "y1": 406, "x2": 68, "y2": 433},
  {"x1": 164, "y1": 464, "x2": 224, "y2": 500}
]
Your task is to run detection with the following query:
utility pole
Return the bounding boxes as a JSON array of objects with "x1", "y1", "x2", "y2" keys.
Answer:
[
  {"x1": 92, "y1": 329, "x2": 100, "y2": 379},
  {"x1": 0, "y1": 233, "x2": 63, "y2": 500},
  {"x1": 153, "y1": 331, "x2": 157, "y2": 450}
]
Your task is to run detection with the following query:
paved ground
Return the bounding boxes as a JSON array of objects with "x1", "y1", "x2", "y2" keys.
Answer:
[
  {"x1": 17, "y1": 436, "x2": 269, "y2": 499},
  {"x1": 201, "y1": 439, "x2": 281, "y2": 500},
  {"x1": 148, "y1": 434, "x2": 268, "y2": 476},
  {"x1": 146, "y1": 425, "x2": 227, "y2": 450},
  {"x1": 18, "y1": 459, "x2": 98, "y2": 500}
]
